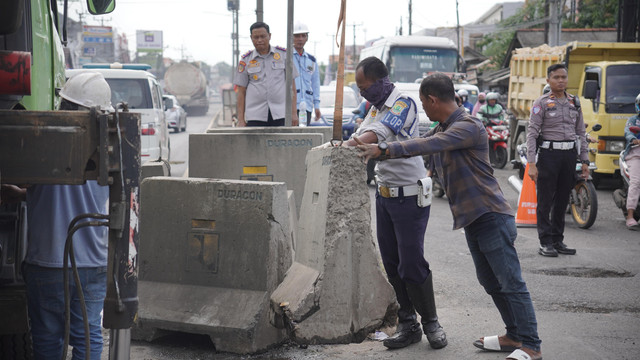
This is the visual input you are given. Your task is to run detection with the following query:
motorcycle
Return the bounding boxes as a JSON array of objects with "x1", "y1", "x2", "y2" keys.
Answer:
[
  {"x1": 511, "y1": 124, "x2": 601, "y2": 229},
  {"x1": 485, "y1": 118, "x2": 510, "y2": 169},
  {"x1": 612, "y1": 126, "x2": 640, "y2": 221}
]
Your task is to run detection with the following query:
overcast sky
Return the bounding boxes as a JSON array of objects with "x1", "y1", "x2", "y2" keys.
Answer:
[{"x1": 74, "y1": 0, "x2": 510, "y2": 65}]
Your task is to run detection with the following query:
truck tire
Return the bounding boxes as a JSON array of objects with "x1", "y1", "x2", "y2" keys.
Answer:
[{"x1": 0, "y1": 333, "x2": 34, "y2": 359}]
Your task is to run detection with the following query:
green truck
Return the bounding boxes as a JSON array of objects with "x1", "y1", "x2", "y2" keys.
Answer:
[{"x1": 1, "y1": 1, "x2": 116, "y2": 358}]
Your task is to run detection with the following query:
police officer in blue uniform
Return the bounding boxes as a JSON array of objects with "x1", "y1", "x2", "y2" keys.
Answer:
[
  {"x1": 527, "y1": 63, "x2": 589, "y2": 257},
  {"x1": 292, "y1": 22, "x2": 321, "y2": 126},
  {"x1": 234, "y1": 22, "x2": 298, "y2": 127},
  {"x1": 345, "y1": 57, "x2": 447, "y2": 351}
]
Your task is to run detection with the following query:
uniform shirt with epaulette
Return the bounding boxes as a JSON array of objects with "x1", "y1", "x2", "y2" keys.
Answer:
[
  {"x1": 293, "y1": 50, "x2": 320, "y2": 111},
  {"x1": 234, "y1": 46, "x2": 298, "y2": 121},
  {"x1": 526, "y1": 92, "x2": 588, "y2": 163},
  {"x1": 354, "y1": 87, "x2": 425, "y2": 186}
]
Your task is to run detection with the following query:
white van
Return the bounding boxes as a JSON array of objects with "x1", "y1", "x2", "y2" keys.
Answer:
[{"x1": 67, "y1": 65, "x2": 170, "y2": 163}]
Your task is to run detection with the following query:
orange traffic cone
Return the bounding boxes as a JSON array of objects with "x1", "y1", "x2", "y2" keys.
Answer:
[{"x1": 515, "y1": 163, "x2": 537, "y2": 227}]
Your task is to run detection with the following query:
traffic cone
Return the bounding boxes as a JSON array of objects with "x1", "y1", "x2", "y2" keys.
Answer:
[{"x1": 515, "y1": 163, "x2": 537, "y2": 227}]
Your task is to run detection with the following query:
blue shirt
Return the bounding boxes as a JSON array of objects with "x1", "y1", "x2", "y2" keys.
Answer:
[
  {"x1": 26, "y1": 181, "x2": 109, "y2": 268},
  {"x1": 293, "y1": 50, "x2": 320, "y2": 111}
]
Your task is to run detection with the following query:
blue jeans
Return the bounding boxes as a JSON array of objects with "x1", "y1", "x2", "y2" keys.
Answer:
[
  {"x1": 464, "y1": 212, "x2": 541, "y2": 351},
  {"x1": 24, "y1": 263, "x2": 107, "y2": 360}
]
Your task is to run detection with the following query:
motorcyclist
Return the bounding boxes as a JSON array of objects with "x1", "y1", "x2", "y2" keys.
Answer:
[
  {"x1": 457, "y1": 89, "x2": 473, "y2": 113},
  {"x1": 621, "y1": 93, "x2": 640, "y2": 230},
  {"x1": 477, "y1": 92, "x2": 504, "y2": 126},
  {"x1": 471, "y1": 92, "x2": 485, "y2": 116}
]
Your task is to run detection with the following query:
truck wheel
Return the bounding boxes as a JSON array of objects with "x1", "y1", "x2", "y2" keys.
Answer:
[
  {"x1": 571, "y1": 181, "x2": 598, "y2": 229},
  {"x1": 0, "y1": 333, "x2": 34, "y2": 359}
]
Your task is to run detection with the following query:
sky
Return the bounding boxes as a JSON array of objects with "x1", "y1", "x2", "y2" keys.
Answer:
[{"x1": 73, "y1": 0, "x2": 510, "y2": 66}]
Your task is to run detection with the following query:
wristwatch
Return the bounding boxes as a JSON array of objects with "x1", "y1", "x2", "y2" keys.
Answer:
[{"x1": 378, "y1": 141, "x2": 389, "y2": 157}]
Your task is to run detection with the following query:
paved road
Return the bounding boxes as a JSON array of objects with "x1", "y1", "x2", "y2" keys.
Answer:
[{"x1": 118, "y1": 125, "x2": 640, "y2": 360}]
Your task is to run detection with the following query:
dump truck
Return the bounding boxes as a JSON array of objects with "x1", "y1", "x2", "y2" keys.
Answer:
[
  {"x1": 507, "y1": 42, "x2": 640, "y2": 185},
  {"x1": 164, "y1": 61, "x2": 209, "y2": 116}
]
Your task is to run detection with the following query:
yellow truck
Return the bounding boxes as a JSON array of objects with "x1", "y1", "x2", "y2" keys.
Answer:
[{"x1": 507, "y1": 41, "x2": 640, "y2": 185}]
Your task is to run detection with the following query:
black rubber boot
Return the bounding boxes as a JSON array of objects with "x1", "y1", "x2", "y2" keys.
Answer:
[
  {"x1": 383, "y1": 276, "x2": 422, "y2": 349},
  {"x1": 405, "y1": 273, "x2": 448, "y2": 349}
]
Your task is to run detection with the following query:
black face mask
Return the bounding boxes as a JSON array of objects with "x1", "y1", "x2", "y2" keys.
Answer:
[{"x1": 479, "y1": 99, "x2": 486, "y2": 104}]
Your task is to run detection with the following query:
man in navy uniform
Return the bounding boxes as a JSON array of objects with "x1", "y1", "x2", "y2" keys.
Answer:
[{"x1": 292, "y1": 21, "x2": 321, "y2": 126}]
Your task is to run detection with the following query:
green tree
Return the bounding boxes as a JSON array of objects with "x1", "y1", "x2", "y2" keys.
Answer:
[
  {"x1": 562, "y1": 0, "x2": 618, "y2": 28},
  {"x1": 476, "y1": 0, "x2": 546, "y2": 69}
]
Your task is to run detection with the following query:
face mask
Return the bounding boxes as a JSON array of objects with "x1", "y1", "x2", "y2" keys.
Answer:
[
  {"x1": 360, "y1": 76, "x2": 394, "y2": 109},
  {"x1": 479, "y1": 99, "x2": 486, "y2": 104}
]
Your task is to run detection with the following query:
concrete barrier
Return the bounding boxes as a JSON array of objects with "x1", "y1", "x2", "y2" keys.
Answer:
[
  {"x1": 205, "y1": 125, "x2": 333, "y2": 143},
  {"x1": 133, "y1": 177, "x2": 293, "y2": 354},
  {"x1": 270, "y1": 147, "x2": 395, "y2": 344},
  {"x1": 141, "y1": 160, "x2": 170, "y2": 179},
  {"x1": 189, "y1": 132, "x2": 323, "y2": 214}
]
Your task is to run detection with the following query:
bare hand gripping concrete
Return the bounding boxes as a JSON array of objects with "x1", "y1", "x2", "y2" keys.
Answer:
[
  {"x1": 270, "y1": 147, "x2": 396, "y2": 344},
  {"x1": 134, "y1": 177, "x2": 293, "y2": 354}
]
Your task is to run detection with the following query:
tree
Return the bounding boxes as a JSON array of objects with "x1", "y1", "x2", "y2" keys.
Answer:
[
  {"x1": 476, "y1": 0, "x2": 546, "y2": 69},
  {"x1": 562, "y1": 0, "x2": 618, "y2": 28}
]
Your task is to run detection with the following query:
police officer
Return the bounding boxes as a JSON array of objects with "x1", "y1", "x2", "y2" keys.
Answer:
[
  {"x1": 527, "y1": 63, "x2": 589, "y2": 257},
  {"x1": 235, "y1": 22, "x2": 298, "y2": 127},
  {"x1": 345, "y1": 57, "x2": 447, "y2": 351},
  {"x1": 292, "y1": 22, "x2": 321, "y2": 126}
]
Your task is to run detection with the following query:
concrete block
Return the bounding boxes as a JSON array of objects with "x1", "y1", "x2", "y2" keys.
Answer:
[
  {"x1": 141, "y1": 160, "x2": 170, "y2": 179},
  {"x1": 135, "y1": 177, "x2": 294, "y2": 353},
  {"x1": 270, "y1": 147, "x2": 395, "y2": 344},
  {"x1": 287, "y1": 190, "x2": 298, "y2": 255},
  {"x1": 205, "y1": 125, "x2": 333, "y2": 143},
  {"x1": 189, "y1": 132, "x2": 323, "y2": 214}
]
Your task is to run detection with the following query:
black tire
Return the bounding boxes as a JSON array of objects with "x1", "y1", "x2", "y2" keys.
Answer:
[
  {"x1": 0, "y1": 333, "x2": 34, "y2": 359},
  {"x1": 181, "y1": 118, "x2": 187, "y2": 132},
  {"x1": 491, "y1": 146, "x2": 508, "y2": 169},
  {"x1": 570, "y1": 181, "x2": 598, "y2": 229}
]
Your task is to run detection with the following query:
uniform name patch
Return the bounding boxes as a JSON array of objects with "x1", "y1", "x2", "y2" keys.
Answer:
[
  {"x1": 381, "y1": 98, "x2": 412, "y2": 134},
  {"x1": 532, "y1": 106, "x2": 541, "y2": 115}
]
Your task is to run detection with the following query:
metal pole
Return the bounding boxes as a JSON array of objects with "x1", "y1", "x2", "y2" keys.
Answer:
[
  {"x1": 456, "y1": 0, "x2": 460, "y2": 54},
  {"x1": 408, "y1": 0, "x2": 412, "y2": 35},
  {"x1": 256, "y1": 0, "x2": 263, "y2": 22},
  {"x1": 285, "y1": 0, "x2": 294, "y2": 126},
  {"x1": 234, "y1": 9, "x2": 239, "y2": 70},
  {"x1": 549, "y1": 0, "x2": 560, "y2": 46}
]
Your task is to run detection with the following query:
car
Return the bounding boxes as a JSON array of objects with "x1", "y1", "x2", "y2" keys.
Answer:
[
  {"x1": 308, "y1": 85, "x2": 360, "y2": 140},
  {"x1": 163, "y1": 94, "x2": 187, "y2": 132},
  {"x1": 67, "y1": 64, "x2": 170, "y2": 163}
]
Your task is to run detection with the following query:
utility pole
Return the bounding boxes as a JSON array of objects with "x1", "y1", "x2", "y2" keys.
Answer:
[
  {"x1": 256, "y1": 0, "x2": 263, "y2": 22},
  {"x1": 285, "y1": 0, "x2": 294, "y2": 126},
  {"x1": 408, "y1": 0, "x2": 412, "y2": 35},
  {"x1": 548, "y1": 0, "x2": 560, "y2": 46},
  {"x1": 228, "y1": 0, "x2": 239, "y2": 81},
  {"x1": 349, "y1": 23, "x2": 362, "y2": 69},
  {"x1": 456, "y1": 0, "x2": 460, "y2": 54},
  {"x1": 399, "y1": 17, "x2": 403, "y2": 36}
]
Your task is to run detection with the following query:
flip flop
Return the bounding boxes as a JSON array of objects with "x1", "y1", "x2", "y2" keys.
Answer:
[
  {"x1": 506, "y1": 348, "x2": 543, "y2": 360},
  {"x1": 473, "y1": 335, "x2": 521, "y2": 352}
]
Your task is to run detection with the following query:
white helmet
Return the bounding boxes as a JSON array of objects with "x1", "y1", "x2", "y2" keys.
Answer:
[
  {"x1": 486, "y1": 92, "x2": 499, "y2": 101},
  {"x1": 60, "y1": 72, "x2": 113, "y2": 112},
  {"x1": 457, "y1": 89, "x2": 468, "y2": 97},
  {"x1": 293, "y1": 22, "x2": 309, "y2": 35}
]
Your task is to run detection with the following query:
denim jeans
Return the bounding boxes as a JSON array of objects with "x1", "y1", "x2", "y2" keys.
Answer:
[
  {"x1": 23, "y1": 263, "x2": 107, "y2": 360},
  {"x1": 464, "y1": 212, "x2": 541, "y2": 351}
]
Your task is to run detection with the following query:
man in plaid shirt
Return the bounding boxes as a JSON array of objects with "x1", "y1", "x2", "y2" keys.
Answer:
[{"x1": 356, "y1": 73, "x2": 542, "y2": 360}]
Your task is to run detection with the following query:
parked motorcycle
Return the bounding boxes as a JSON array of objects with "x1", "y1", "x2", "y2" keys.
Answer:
[
  {"x1": 511, "y1": 124, "x2": 601, "y2": 229},
  {"x1": 486, "y1": 118, "x2": 510, "y2": 169},
  {"x1": 612, "y1": 126, "x2": 640, "y2": 221}
]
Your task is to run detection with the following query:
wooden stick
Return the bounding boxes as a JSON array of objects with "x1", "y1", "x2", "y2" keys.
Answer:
[{"x1": 333, "y1": 0, "x2": 347, "y2": 142}]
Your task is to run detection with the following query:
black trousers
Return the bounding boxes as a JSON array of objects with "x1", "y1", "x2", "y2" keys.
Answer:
[
  {"x1": 247, "y1": 109, "x2": 285, "y2": 127},
  {"x1": 535, "y1": 148, "x2": 577, "y2": 246}
]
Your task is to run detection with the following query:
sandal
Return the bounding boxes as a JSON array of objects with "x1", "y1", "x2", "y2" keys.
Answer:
[
  {"x1": 506, "y1": 347, "x2": 542, "y2": 360},
  {"x1": 473, "y1": 335, "x2": 522, "y2": 352}
]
